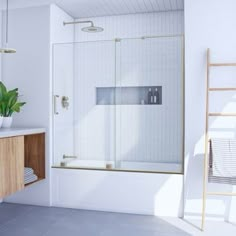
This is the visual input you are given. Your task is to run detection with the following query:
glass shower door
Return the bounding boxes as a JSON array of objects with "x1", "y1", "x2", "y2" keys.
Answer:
[
  {"x1": 74, "y1": 41, "x2": 117, "y2": 169},
  {"x1": 53, "y1": 40, "x2": 117, "y2": 169},
  {"x1": 116, "y1": 36, "x2": 184, "y2": 173},
  {"x1": 53, "y1": 43, "x2": 75, "y2": 166},
  {"x1": 53, "y1": 36, "x2": 184, "y2": 173}
]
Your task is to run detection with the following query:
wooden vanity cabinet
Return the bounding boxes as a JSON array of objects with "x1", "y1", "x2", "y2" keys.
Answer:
[
  {"x1": 0, "y1": 132, "x2": 45, "y2": 198},
  {"x1": 0, "y1": 136, "x2": 24, "y2": 198}
]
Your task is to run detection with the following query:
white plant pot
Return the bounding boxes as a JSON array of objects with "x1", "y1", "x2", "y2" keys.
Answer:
[
  {"x1": 2, "y1": 117, "x2": 13, "y2": 128},
  {"x1": 0, "y1": 117, "x2": 3, "y2": 128}
]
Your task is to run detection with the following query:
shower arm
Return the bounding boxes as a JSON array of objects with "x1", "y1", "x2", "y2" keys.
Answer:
[{"x1": 63, "y1": 20, "x2": 94, "y2": 27}]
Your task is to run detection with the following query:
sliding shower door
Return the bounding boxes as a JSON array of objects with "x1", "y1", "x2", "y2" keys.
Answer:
[
  {"x1": 116, "y1": 36, "x2": 184, "y2": 172},
  {"x1": 74, "y1": 41, "x2": 117, "y2": 167},
  {"x1": 53, "y1": 35, "x2": 184, "y2": 173}
]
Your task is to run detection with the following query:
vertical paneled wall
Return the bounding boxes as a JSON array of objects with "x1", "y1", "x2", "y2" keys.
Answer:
[
  {"x1": 75, "y1": 11, "x2": 184, "y2": 41},
  {"x1": 74, "y1": 41, "x2": 116, "y2": 163},
  {"x1": 116, "y1": 37, "x2": 183, "y2": 164},
  {"x1": 71, "y1": 11, "x2": 184, "y2": 165}
]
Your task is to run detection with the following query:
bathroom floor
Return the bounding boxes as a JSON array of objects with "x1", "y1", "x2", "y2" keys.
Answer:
[{"x1": 0, "y1": 203, "x2": 235, "y2": 236}]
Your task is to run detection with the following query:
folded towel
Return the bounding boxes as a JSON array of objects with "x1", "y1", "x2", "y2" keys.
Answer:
[
  {"x1": 211, "y1": 139, "x2": 236, "y2": 177},
  {"x1": 25, "y1": 174, "x2": 36, "y2": 181},
  {"x1": 24, "y1": 174, "x2": 38, "y2": 185},
  {"x1": 208, "y1": 139, "x2": 236, "y2": 185},
  {"x1": 24, "y1": 167, "x2": 34, "y2": 176}
]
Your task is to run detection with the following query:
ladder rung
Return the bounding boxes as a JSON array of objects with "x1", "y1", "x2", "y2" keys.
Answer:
[
  {"x1": 210, "y1": 63, "x2": 236, "y2": 67},
  {"x1": 208, "y1": 113, "x2": 236, "y2": 116},
  {"x1": 207, "y1": 192, "x2": 236, "y2": 196},
  {"x1": 209, "y1": 87, "x2": 236, "y2": 91}
]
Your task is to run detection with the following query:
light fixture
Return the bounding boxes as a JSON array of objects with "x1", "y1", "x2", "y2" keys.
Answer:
[{"x1": 0, "y1": 0, "x2": 16, "y2": 53}]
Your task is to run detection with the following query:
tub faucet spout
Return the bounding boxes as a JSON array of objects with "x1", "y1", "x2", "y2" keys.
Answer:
[{"x1": 63, "y1": 154, "x2": 77, "y2": 159}]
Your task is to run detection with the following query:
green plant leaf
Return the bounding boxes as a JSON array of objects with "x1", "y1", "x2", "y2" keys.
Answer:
[
  {"x1": 10, "y1": 102, "x2": 26, "y2": 113},
  {"x1": 0, "y1": 82, "x2": 26, "y2": 117},
  {"x1": 0, "y1": 82, "x2": 7, "y2": 101},
  {"x1": 7, "y1": 91, "x2": 18, "y2": 107}
]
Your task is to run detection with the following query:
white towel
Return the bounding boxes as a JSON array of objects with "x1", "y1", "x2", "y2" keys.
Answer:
[
  {"x1": 24, "y1": 174, "x2": 38, "y2": 185},
  {"x1": 24, "y1": 167, "x2": 34, "y2": 176}
]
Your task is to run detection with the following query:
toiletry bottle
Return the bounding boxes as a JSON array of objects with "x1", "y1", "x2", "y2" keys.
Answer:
[
  {"x1": 153, "y1": 88, "x2": 159, "y2": 104},
  {"x1": 148, "y1": 88, "x2": 153, "y2": 104}
]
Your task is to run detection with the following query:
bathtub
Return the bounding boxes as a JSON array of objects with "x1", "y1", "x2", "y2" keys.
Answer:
[
  {"x1": 53, "y1": 158, "x2": 184, "y2": 215},
  {"x1": 59, "y1": 158, "x2": 182, "y2": 173}
]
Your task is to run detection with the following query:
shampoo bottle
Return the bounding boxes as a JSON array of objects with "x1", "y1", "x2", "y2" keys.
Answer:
[
  {"x1": 153, "y1": 88, "x2": 159, "y2": 104},
  {"x1": 148, "y1": 88, "x2": 153, "y2": 104}
]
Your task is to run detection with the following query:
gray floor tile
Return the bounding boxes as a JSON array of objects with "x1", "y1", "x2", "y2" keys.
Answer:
[
  {"x1": 0, "y1": 203, "x2": 191, "y2": 236},
  {"x1": 0, "y1": 203, "x2": 34, "y2": 226}
]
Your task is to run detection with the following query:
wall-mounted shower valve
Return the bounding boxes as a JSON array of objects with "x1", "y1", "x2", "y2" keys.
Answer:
[{"x1": 62, "y1": 96, "x2": 69, "y2": 109}]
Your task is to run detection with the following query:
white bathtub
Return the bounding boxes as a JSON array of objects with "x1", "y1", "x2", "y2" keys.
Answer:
[
  {"x1": 59, "y1": 159, "x2": 182, "y2": 173},
  {"x1": 53, "y1": 159, "x2": 184, "y2": 216}
]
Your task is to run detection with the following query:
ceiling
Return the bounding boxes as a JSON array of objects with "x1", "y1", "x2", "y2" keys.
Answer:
[{"x1": 0, "y1": 0, "x2": 184, "y2": 18}]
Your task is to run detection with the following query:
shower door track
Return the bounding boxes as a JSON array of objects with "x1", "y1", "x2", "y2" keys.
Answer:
[
  {"x1": 52, "y1": 165, "x2": 184, "y2": 175},
  {"x1": 52, "y1": 34, "x2": 184, "y2": 46}
]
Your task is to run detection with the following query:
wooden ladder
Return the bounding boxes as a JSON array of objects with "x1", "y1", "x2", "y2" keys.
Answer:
[{"x1": 201, "y1": 48, "x2": 236, "y2": 231}]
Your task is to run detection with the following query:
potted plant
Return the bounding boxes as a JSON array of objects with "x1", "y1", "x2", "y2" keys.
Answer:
[{"x1": 0, "y1": 82, "x2": 26, "y2": 128}]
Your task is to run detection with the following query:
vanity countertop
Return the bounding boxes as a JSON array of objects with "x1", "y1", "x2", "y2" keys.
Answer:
[{"x1": 0, "y1": 127, "x2": 46, "y2": 138}]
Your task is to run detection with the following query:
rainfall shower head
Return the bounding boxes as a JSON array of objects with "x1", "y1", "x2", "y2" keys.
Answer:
[
  {"x1": 82, "y1": 25, "x2": 104, "y2": 33},
  {"x1": 63, "y1": 20, "x2": 104, "y2": 33}
]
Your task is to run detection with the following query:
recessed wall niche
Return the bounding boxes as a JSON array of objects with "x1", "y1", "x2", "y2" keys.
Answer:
[{"x1": 96, "y1": 86, "x2": 162, "y2": 105}]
